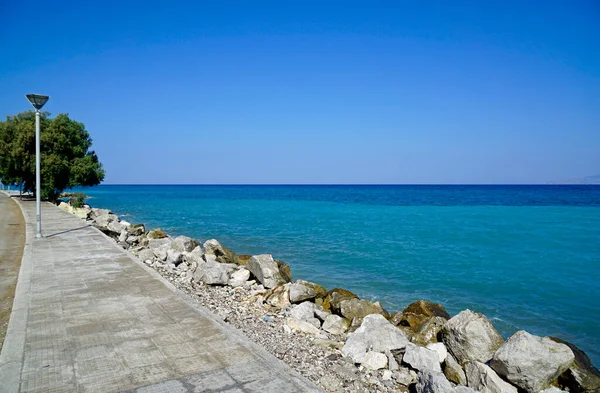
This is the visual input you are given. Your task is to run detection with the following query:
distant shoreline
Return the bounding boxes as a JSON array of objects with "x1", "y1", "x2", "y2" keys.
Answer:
[{"x1": 87, "y1": 183, "x2": 600, "y2": 186}]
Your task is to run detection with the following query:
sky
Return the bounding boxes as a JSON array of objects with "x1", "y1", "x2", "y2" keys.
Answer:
[{"x1": 1, "y1": 0, "x2": 599, "y2": 184}]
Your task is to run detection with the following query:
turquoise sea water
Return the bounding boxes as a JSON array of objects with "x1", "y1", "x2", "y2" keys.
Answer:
[{"x1": 79, "y1": 185, "x2": 600, "y2": 365}]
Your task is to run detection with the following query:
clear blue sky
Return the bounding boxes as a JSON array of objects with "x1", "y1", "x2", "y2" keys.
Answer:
[{"x1": 1, "y1": 1, "x2": 599, "y2": 184}]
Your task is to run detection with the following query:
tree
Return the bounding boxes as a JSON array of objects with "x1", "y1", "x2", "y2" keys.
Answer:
[{"x1": 0, "y1": 111, "x2": 105, "y2": 201}]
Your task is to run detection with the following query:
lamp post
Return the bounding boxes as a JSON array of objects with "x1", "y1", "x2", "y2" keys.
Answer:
[{"x1": 25, "y1": 94, "x2": 50, "y2": 238}]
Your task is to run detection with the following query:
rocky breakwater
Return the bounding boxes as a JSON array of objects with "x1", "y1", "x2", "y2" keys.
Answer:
[{"x1": 59, "y1": 201, "x2": 600, "y2": 393}]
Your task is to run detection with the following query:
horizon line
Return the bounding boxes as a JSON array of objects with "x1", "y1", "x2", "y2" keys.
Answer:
[{"x1": 79, "y1": 183, "x2": 600, "y2": 187}]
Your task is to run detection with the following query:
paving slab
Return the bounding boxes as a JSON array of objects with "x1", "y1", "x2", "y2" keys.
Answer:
[{"x1": 0, "y1": 192, "x2": 322, "y2": 393}]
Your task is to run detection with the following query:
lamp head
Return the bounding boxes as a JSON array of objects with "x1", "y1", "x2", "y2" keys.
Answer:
[{"x1": 25, "y1": 94, "x2": 50, "y2": 110}]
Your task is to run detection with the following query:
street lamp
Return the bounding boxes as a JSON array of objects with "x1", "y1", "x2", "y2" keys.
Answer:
[{"x1": 25, "y1": 94, "x2": 50, "y2": 238}]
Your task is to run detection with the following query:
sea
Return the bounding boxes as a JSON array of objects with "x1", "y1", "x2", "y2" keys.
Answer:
[{"x1": 78, "y1": 184, "x2": 600, "y2": 365}]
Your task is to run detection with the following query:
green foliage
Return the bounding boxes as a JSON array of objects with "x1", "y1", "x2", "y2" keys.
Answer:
[
  {"x1": 61, "y1": 192, "x2": 87, "y2": 208},
  {"x1": 0, "y1": 111, "x2": 105, "y2": 201}
]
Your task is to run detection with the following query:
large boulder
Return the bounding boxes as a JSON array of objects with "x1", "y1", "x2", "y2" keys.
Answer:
[
  {"x1": 148, "y1": 238, "x2": 171, "y2": 249},
  {"x1": 415, "y1": 371, "x2": 454, "y2": 393},
  {"x1": 276, "y1": 260, "x2": 292, "y2": 282},
  {"x1": 465, "y1": 361, "x2": 518, "y2": 393},
  {"x1": 289, "y1": 302, "x2": 320, "y2": 328},
  {"x1": 193, "y1": 261, "x2": 235, "y2": 285},
  {"x1": 441, "y1": 310, "x2": 504, "y2": 365},
  {"x1": 394, "y1": 300, "x2": 450, "y2": 335},
  {"x1": 58, "y1": 201, "x2": 72, "y2": 213},
  {"x1": 246, "y1": 254, "x2": 288, "y2": 289},
  {"x1": 427, "y1": 342, "x2": 448, "y2": 363},
  {"x1": 490, "y1": 331, "x2": 575, "y2": 393},
  {"x1": 313, "y1": 304, "x2": 331, "y2": 322},
  {"x1": 170, "y1": 236, "x2": 199, "y2": 253},
  {"x1": 90, "y1": 207, "x2": 111, "y2": 219},
  {"x1": 405, "y1": 300, "x2": 452, "y2": 320},
  {"x1": 361, "y1": 352, "x2": 388, "y2": 371},
  {"x1": 72, "y1": 207, "x2": 91, "y2": 220},
  {"x1": 403, "y1": 343, "x2": 442, "y2": 373},
  {"x1": 322, "y1": 314, "x2": 350, "y2": 335},
  {"x1": 228, "y1": 268, "x2": 250, "y2": 287},
  {"x1": 127, "y1": 224, "x2": 145, "y2": 236},
  {"x1": 234, "y1": 254, "x2": 251, "y2": 265},
  {"x1": 184, "y1": 246, "x2": 205, "y2": 265},
  {"x1": 285, "y1": 317, "x2": 321, "y2": 335},
  {"x1": 323, "y1": 288, "x2": 359, "y2": 314},
  {"x1": 455, "y1": 387, "x2": 477, "y2": 393},
  {"x1": 153, "y1": 244, "x2": 170, "y2": 261},
  {"x1": 136, "y1": 249, "x2": 155, "y2": 263},
  {"x1": 289, "y1": 280, "x2": 327, "y2": 303},
  {"x1": 203, "y1": 239, "x2": 237, "y2": 264},
  {"x1": 265, "y1": 283, "x2": 291, "y2": 308},
  {"x1": 339, "y1": 298, "x2": 390, "y2": 321},
  {"x1": 341, "y1": 314, "x2": 409, "y2": 364},
  {"x1": 107, "y1": 219, "x2": 128, "y2": 234},
  {"x1": 93, "y1": 212, "x2": 118, "y2": 229},
  {"x1": 166, "y1": 249, "x2": 183, "y2": 265},
  {"x1": 147, "y1": 228, "x2": 168, "y2": 239},
  {"x1": 550, "y1": 337, "x2": 600, "y2": 393},
  {"x1": 411, "y1": 316, "x2": 447, "y2": 346},
  {"x1": 444, "y1": 354, "x2": 467, "y2": 386}
]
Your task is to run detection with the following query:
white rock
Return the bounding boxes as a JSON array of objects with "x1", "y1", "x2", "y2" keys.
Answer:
[
  {"x1": 464, "y1": 361, "x2": 518, "y2": 393},
  {"x1": 185, "y1": 246, "x2": 204, "y2": 262},
  {"x1": 148, "y1": 238, "x2": 171, "y2": 249},
  {"x1": 203, "y1": 239, "x2": 224, "y2": 254},
  {"x1": 361, "y1": 351, "x2": 388, "y2": 370},
  {"x1": 322, "y1": 314, "x2": 350, "y2": 335},
  {"x1": 427, "y1": 342, "x2": 448, "y2": 363},
  {"x1": 285, "y1": 317, "x2": 321, "y2": 335},
  {"x1": 58, "y1": 201, "x2": 71, "y2": 213},
  {"x1": 539, "y1": 387, "x2": 567, "y2": 393},
  {"x1": 94, "y1": 212, "x2": 118, "y2": 228},
  {"x1": 314, "y1": 304, "x2": 331, "y2": 321},
  {"x1": 107, "y1": 219, "x2": 126, "y2": 234},
  {"x1": 393, "y1": 367, "x2": 417, "y2": 386},
  {"x1": 489, "y1": 330, "x2": 575, "y2": 393},
  {"x1": 289, "y1": 280, "x2": 326, "y2": 303},
  {"x1": 403, "y1": 343, "x2": 442, "y2": 373},
  {"x1": 341, "y1": 314, "x2": 409, "y2": 364},
  {"x1": 137, "y1": 249, "x2": 155, "y2": 262},
  {"x1": 153, "y1": 244, "x2": 169, "y2": 261},
  {"x1": 204, "y1": 253, "x2": 218, "y2": 263},
  {"x1": 228, "y1": 268, "x2": 250, "y2": 287},
  {"x1": 265, "y1": 283, "x2": 291, "y2": 308},
  {"x1": 166, "y1": 249, "x2": 183, "y2": 265},
  {"x1": 381, "y1": 370, "x2": 393, "y2": 381},
  {"x1": 193, "y1": 261, "x2": 235, "y2": 285},
  {"x1": 73, "y1": 207, "x2": 90, "y2": 219},
  {"x1": 289, "y1": 302, "x2": 320, "y2": 328},
  {"x1": 416, "y1": 371, "x2": 454, "y2": 393},
  {"x1": 386, "y1": 350, "x2": 399, "y2": 371},
  {"x1": 454, "y1": 387, "x2": 477, "y2": 393},
  {"x1": 171, "y1": 236, "x2": 199, "y2": 252},
  {"x1": 441, "y1": 309, "x2": 504, "y2": 364},
  {"x1": 246, "y1": 254, "x2": 286, "y2": 289}
]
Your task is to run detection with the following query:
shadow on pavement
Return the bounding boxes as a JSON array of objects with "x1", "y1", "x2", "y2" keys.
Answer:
[{"x1": 45, "y1": 225, "x2": 93, "y2": 238}]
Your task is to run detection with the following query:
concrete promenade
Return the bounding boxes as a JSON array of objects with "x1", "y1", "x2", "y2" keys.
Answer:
[{"x1": 0, "y1": 193, "x2": 322, "y2": 393}]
